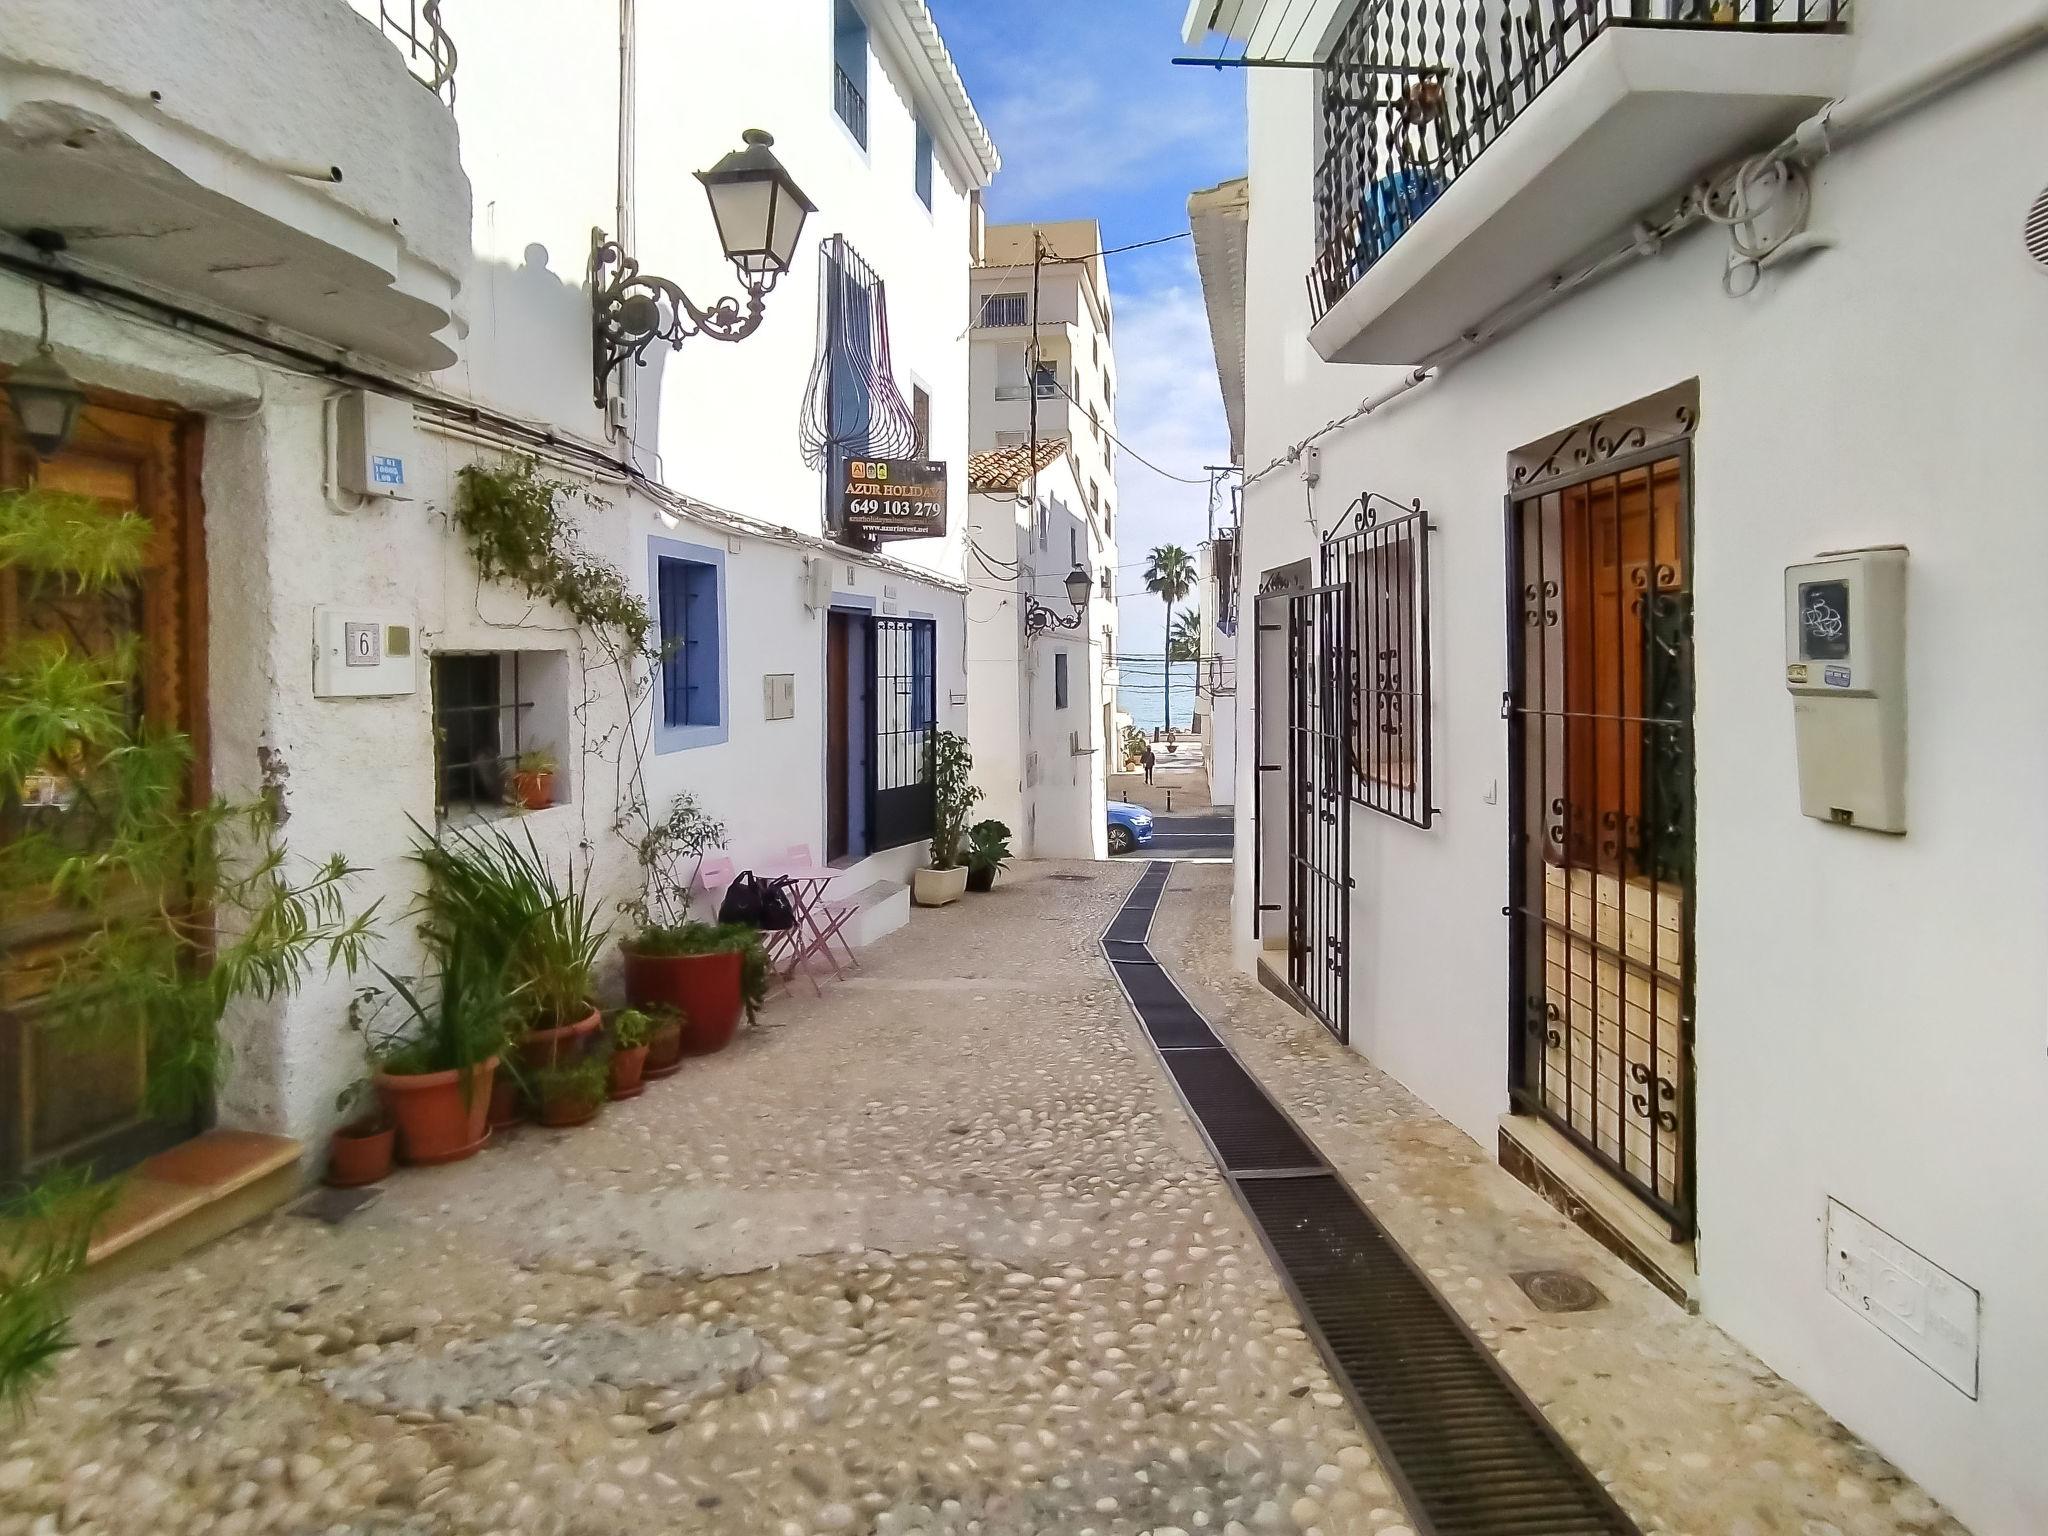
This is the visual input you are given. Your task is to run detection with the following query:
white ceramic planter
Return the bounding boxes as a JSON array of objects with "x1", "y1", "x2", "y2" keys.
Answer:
[{"x1": 912, "y1": 865, "x2": 969, "y2": 907}]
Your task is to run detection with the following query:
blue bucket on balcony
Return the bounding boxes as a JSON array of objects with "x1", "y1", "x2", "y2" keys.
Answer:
[{"x1": 1362, "y1": 167, "x2": 1444, "y2": 262}]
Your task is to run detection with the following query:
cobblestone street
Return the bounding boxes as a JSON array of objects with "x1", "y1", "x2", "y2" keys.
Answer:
[{"x1": 1, "y1": 863, "x2": 1966, "y2": 1536}]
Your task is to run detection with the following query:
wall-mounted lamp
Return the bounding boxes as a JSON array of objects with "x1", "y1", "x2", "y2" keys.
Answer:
[
  {"x1": 6, "y1": 288, "x2": 85, "y2": 458},
  {"x1": 1023, "y1": 566, "x2": 1095, "y2": 639},
  {"x1": 590, "y1": 129, "x2": 816, "y2": 406}
]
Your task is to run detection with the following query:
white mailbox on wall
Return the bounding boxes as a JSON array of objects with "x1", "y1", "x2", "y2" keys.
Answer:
[
  {"x1": 1783, "y1": 546, "x2": 1907, "y2": 833},
  {"x1": 313, "y1": 606, "x2": 418, "y2": 699}
]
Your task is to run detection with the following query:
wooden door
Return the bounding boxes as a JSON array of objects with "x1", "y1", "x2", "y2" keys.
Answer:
[
  {"x1": 1, "y1": 389, "x2": 207, "y2": 1189},
  {"x1": 825, "y1": 614, "x2": 850, "y2": 861}
]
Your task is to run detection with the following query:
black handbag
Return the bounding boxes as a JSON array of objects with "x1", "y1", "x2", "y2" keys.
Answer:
[{"x1": 719, "y1": 871, "x2": 797, "y2": 931}]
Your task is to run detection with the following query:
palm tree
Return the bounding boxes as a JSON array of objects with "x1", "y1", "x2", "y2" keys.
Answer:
[
  {"x1": 1144, "y1": 544, "x2": 1197, "y2": 733},
  {"x1": 1167, "y1": 608, "x2": 1202, "y2": 662}
]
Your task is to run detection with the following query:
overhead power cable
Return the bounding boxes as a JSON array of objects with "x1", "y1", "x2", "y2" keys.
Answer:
[{"x1": 1050, "y1": 375, "x2": 1210, "y2": 485}]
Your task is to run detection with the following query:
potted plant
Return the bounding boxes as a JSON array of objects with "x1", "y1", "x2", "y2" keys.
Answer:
[
  {"x1": 508, "y1": 749, "x2": 558, "y2": 811},
  {"x1": 608, "y1": 1008, "x2": 653, "y2": 1100},
  {"x1": 357, "y1": 946, "x2": 508, "y2": 1167},
  {"x1": 622, "y1": 922, "x2": 769, "y2": 1055},
  {"x1": 326, "y1": 1081, "x2": 395, "y2": 1188},
  {"x1": 913, "y1": 731, "x2": 980, "y2": 907},
  {"x1": 412, "y1": 824, "x2": 606, "y2": 1082},
  {"x1": 964, "y1": 819, "x2": 1012, "y2": 893},
  {"x1": 642, "y1": 1004, "x2": 688, "y2": 1080},
  {"x1": 532, "y1": 1042, "x2": 610, "y2": 1128}
]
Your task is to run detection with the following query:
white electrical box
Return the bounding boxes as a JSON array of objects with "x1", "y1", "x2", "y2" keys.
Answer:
[
  {"x1": 313, "y1": 606, "x2": 418, "y2": 698},
  {"x1": 804, "y1": 557, "x2": 835, "y2": 612},
  {"x1": 763, "y1": 673, "x2": 796, "y2": 720},
  {"x1": 335, "y1": 389, "x2": 415, "y2": 500},
  {"x1": 1784, "y1": 546, "x2": 1907, "y2": 833}
]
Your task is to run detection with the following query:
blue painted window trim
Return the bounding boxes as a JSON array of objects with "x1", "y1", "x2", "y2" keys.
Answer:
[
  {"x1": 649, "y1": 536, "x2": 729, "y2": 753},
  {"x1": 914, "y1": 120, "x2": 934, "y2": 209}
]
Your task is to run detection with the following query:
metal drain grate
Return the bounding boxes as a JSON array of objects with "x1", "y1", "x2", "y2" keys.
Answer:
[
  {"x1": 1100, "y1": 863, "x2": 1641, "y2": 1536},
  {"x1": 1241, "y1": 1178, "x2": 1636, "y2": 1535}
]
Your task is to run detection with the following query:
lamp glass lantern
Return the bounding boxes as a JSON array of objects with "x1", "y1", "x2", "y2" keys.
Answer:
[
  {"x1": 696, "y1": 129, "x2": 818, "y2": 280},
  {"x1": 1063, "y1": 566, "x2": 1093, "y2": 612},
  {"x1": 6, "y1": 346, "x2": 86, "y2": 459}
]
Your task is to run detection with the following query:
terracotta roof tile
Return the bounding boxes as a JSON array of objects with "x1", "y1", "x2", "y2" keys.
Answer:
[{"x1": 966, "y1": 438, "x2": 1068, "y2": 492}]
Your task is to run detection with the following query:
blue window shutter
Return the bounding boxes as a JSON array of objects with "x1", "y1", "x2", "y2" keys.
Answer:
[
  {"x1": 683, "y1": 562, "x2": 721, "y2": 726},
  {"x1": 910, "y1": 620, "x2": 935, "y2": 731},
  {"x1": 915, "y1": 121, "x2": 934, "y2": 208},
  {"x1": 658, "y1": 559, "x2": 688, "y2": 727}
]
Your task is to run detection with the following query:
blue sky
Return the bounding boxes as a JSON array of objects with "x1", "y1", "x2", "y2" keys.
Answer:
[{"x1": 929, "y1": 0, "x2": 1246, "y2": 657}]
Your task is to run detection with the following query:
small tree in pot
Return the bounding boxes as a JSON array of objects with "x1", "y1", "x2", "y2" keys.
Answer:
[
  {"x1": 620, "y1": 794, "x2": 768, "y2": 1053},
  {"x1": 913, "y1": 731, "x2": 980, "y2": 907},
  {"x1": 964, "y1": 819, "x2": 1011, "y2": 893}
]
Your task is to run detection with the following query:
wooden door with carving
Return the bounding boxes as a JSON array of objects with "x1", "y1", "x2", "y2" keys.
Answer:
[{"x1": 0, "y1": 390, "x2": 208, "y2": 1190}]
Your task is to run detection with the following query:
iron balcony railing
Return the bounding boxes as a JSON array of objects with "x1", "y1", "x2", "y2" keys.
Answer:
[
  {"x1": 835, "y1": 62, "x2": 869, "y2": 147},
  {"x1": 1307, "y1": 0, "x2": 1849, "y2": 322},
  {"x1": 377, "y1": 1, "x2": 457, "y2": 105}
]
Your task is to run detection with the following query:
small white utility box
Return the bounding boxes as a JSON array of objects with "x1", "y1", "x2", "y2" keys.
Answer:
[
  {"x1": 335, "y1": 389, "x2": 415, "y2": 500},
  {"x1": 1784, "y1": 546, "x2": 1907, "y2": 833},
  {"x1": 313, "y1": 606, "x2": 418, "y2": 698}
]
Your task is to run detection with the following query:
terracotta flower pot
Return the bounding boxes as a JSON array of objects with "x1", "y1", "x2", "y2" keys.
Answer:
[
  {"x1": 519, "y1": 1007, "x2": 602, "y2": 1074},
  {"x1": 377, "y1": 1057, "x2": 498, "y2": 1167},
  {"x1": 608, "y1": 1044, "x2": 650, "y2": 1100},
  {"x1": 643, "y1": 1018, "x2": 686, "y2": 1080},
  {"x1": 537, "y1": 1086, "x2": 604, "y2": 1128},
  {"x1": 487, "y1": 1071, "x2": 524, "y2": 1130},
  {"x1": 623, "y1": 948, "x2": 743, "y2": 1056},
  {"x1": 326, "y1": 1118, "x2": 395, "y2": 1188},
  {"x1": 510, "y1": 770, "x2": 555, "y2": 811}
]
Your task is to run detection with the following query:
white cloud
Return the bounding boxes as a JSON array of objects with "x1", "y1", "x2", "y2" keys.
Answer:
[{"x1": 978, "y1": 75, "x2": 1238, "y2": 214}]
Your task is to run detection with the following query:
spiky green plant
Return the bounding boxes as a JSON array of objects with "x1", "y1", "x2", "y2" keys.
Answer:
[{"x1": 0, "y1": 1175, "x2": 113, "y2": 1421}]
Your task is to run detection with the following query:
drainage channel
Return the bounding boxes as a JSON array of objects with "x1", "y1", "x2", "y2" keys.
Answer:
[{"x1": 1103, "y1": 862, "x2": 1641, "y2": 1536}]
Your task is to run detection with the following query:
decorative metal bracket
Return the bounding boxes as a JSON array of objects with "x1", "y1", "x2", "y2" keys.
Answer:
[
  {"x1": 1022, "y1": 595, "x2": 1086, "y2": 640},
  {"x1": 589, "y1": 232, "x2": 775, "y2": 407}
]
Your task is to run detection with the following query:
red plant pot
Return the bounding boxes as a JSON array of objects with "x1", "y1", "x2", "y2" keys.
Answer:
[
  {"x1": 643, "y1": 1019, "x2": 686, "y2": 1080},
  {"x1": 608, "y1": 1044, "x2": 650, "y2": 1100},
  {"x1": 623, "y1": 948, "x2": 743, "y2": 1056},
  {"x1": 537, "y1": 1088, "x2": 604, "y2": 1128},
  {"x1": 510, "y1": 771, "x2": 556, "y2": 811},
  {"x1": 326, "y1": 1119, "x2": 395, "y2": 1188},
  {"x1": 376, "y1": 1058, "x2": 498, "y2": 1167},
  {"x1": 519, "y1": 1008, "x2": 602, "y2": 1075},
  {"x1": 486, "y1": 1071, "x2": 524, "y2": 1130}
]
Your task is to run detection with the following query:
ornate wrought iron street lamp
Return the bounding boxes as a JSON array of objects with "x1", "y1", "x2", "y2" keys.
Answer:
[
  {"x1": 1023, "y1": 566, "x2": 1095, "y2": 639},
  {"x1": 590, "y1": 129, "x2": 816, "y2": 405}
]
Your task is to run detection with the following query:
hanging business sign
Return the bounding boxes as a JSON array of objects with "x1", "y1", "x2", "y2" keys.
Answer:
[{"x1": 840, "y1": 458, "x2": 947, "y2": 540}]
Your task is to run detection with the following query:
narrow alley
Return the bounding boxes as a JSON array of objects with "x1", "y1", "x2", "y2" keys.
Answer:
[{"x1": 1, "y1": 865, "x2": 1962, "y2": 1536}]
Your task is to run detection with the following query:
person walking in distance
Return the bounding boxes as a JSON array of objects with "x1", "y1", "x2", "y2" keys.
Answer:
[{"x1": 1142, "y1": 743, "x2": 1156, "y2": 785}]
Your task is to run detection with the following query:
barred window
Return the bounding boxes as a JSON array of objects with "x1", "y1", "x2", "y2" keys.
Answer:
[{"x1": 1321, "y1": 492, "x2": 1435, "y2": 827}]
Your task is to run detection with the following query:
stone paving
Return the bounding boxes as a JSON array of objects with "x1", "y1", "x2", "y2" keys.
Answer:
[{"x1": 0, "y1": 861, "x2": 1969, "y2": 1536}]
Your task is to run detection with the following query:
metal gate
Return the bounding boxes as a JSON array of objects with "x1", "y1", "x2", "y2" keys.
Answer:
[
  {"x1": 1505, "y1": 433, "x2": 1696, "y2": 1240},
  {"x1": 1283, "y1": 584, "x2": 1353, "y2": 1042},
  {"x1": 866, "y1": 616, "x2": 937, "y2": 852}
]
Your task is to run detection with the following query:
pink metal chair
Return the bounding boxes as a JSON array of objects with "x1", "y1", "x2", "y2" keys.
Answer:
[
  {"x1": 692, "y1": 854, "x2": 736, "y2": 917},
  {"x1": 784, "y1": 844, "x2": 860, "y2": 979}
]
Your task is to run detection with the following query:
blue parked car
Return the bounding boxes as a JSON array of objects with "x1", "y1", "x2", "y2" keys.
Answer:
[{"x1": 1107, "y1": 800, "x2": 1155, "y2": 855}]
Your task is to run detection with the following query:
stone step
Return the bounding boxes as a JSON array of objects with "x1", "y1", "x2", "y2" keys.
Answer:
[
  {"x1": 83, "y1": 1130, "x2": 302, "y2": 1287},
  {"x1": 826, "y1": 878, "x2": 910, "y2": 949}
]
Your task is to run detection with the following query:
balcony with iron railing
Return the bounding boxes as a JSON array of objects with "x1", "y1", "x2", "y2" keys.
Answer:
[
  {"x1": 376, "y1": 0, "x2": 458, "y2": 105},
  {"x1": 1306, "y1": 0, "x2": 1853, "y2": 364},
  {"x1": 836, "y1": 62, "x2": 870, "y2": 148}
]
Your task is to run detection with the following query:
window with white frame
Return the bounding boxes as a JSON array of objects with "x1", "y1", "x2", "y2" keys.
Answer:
[
  {"x1": 650, "y1": 537, "x2": 729, "y2": 751},
  {"x1": 980, "y1": 293, "x2": 1028, "y2": 327},
  {"x1": 1054, "y1": 650, "x2": 1070, "y2": 710}
]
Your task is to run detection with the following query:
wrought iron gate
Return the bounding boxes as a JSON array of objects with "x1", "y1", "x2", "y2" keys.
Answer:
[
  {"x1": 1284, "y1": 585, "x2": 1353, "y2": 1042},
  {"x1": 866, "y1": 616, "x2": 936, "y2": 852},
  {"x1": 1505, "y1": 428, "x2": 1696, "y2": 1240}
]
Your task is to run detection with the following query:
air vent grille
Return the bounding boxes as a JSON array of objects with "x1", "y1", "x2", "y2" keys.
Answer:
[{"x1": 2027, "y1": 184, "x2": 2048, "y2": 270}]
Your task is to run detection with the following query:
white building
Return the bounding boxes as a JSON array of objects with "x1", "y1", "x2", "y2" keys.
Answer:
[
  {"x1": 0, "y1": 0, "x2": 994, "y2": 1239},
  {"x1": 964, "y1": 441, "x2": 1114, "y2": 860},
  {"x1": 1188, "y1": 1, "x2": 2048, "y2": 1531},
  {"x1": 1190, "y1": 179, "x2": 1250, "y2": 811},
  {"x1": 965, "y1": 219, "x2": 1123, "y2": 856}
]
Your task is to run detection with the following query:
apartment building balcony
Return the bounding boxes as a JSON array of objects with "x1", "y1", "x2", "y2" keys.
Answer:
[
  {"x1": 0, "y1": 0, "x2": 471, "y2": 370},
  {"x1": 1305, "y1": 0, "x2": 1852, "y2": 365}
]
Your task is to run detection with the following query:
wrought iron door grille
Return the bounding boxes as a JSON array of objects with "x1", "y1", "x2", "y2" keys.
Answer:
[
  {"x1": 1321, "y1": 492, "x2": 1435, "y2": 827},
  {"x1": 1286, "y1": 586, "x2": 1354, "y2": 1041},
  {"x1": 866, "y1": 616, "x2": 937, "y2": 853},
  {"x1": 1505, "y1": 433, "x2": 1696, "y2": 1239},
  {"x1": 1307, "y1": 0, "x2": 1851, "y2": 322}
]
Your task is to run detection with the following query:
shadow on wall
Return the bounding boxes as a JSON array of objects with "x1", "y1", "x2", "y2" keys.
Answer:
[{"x1": 454, "y1": 243, "x2": 621, "y2": 444}]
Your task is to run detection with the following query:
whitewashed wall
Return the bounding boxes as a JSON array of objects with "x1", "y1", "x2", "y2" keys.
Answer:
[{"x1": 1231, "y1": 2, "x2": 2048, "y2": 1531}]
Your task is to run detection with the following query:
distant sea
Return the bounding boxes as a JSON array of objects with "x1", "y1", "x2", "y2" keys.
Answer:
[{"x1": 1116, "y1": 660, "x2": 1199, "y2": 734}]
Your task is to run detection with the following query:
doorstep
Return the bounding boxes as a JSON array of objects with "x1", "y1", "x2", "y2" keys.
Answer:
[
  {"x1": 1254, "y1": 949, "x2": 1310, "y2": 1021},
  {"x1": 82, "y1": 1130, "x2": 302, "y2": 1288},
  {"x1": 1497, "y1": 1113, "x2": 1698, "y2": 1309}
]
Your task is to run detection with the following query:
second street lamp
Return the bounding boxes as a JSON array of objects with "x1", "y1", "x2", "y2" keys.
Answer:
[
  {"x1": 590, "y1": 129, "x2": 817, "y2": 405},
  {"x1": 1023, "y1": 565, "x2": 1094, "y2": 640}
]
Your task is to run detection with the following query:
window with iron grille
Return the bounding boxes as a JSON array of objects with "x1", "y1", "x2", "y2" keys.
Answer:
[
  {"x1": 1320, "y1": 492, "x2": 1435, "y2": 827},
  {"x1": 832, "y1": 0, "x2": 868, "y2": 147},
  {"x1": 430, "y1": 651, "x2": 569, "y2": 814},
  {"x1": 650, "y1": 537, "x2": 727, "y2": 751},
  {"x1": 980, "y1": 293, "x2": 1028, "y2": 327}
]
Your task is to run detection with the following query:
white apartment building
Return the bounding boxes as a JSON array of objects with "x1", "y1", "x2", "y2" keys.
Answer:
[
  {"x1": 964, "y1": 440, "x2": 1115, "y2": 860},
  {"x1": 0, "y1": 0, "x2": 993, "y2": 1227},
  {"x1": 965, "y1": 219, "x2": 1123, "y2": 856},
  {"x1": 1188, "y1": 1, "x2": 2048, "y2": 1531},
  {"x1": 1190, "y1": 180, "x2": 1250, "y2": 810}
]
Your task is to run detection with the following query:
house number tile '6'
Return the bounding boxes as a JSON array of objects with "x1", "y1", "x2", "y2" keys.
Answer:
[{"x1": 344, "y1": 622, "x2": 382, "y2": 667}]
